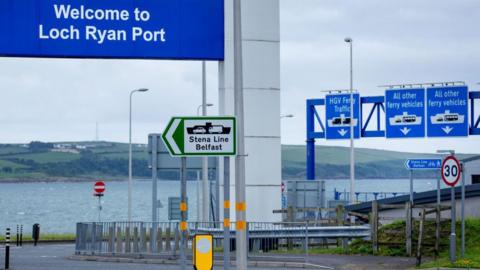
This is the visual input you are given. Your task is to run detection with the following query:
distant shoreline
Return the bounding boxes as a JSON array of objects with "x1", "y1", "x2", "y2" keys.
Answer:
[{"x1": 0, "y1": 177, "x2": 437, "y2": 183}]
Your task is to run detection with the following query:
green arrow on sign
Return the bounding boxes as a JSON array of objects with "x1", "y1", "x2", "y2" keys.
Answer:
[{"x1": 162, "y1": 116, "x2": 236, "y2": 157}]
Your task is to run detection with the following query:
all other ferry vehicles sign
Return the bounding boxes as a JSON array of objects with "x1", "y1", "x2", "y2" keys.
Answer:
[
  {"x1": 385, "y1": 88, "x2": 425, "y2": 138},
  {"x1": 427, "y1": 86, "x2": 469, "y2": 137}
]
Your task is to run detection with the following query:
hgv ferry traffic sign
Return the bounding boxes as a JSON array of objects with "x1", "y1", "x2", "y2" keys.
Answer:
[
  {"x1": 162, "y1": 117, "x2": 236, "y2": 157},
  {"x1": 325, "y1": 93, "x2": 360, "y2": 139}
]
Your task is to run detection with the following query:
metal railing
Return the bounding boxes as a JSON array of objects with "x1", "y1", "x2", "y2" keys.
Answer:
[{"x1": 75, "y1": 221, "x2": 370, "y2": 261}]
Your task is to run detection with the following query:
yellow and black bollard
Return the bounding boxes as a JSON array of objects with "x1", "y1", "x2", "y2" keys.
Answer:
[{"x1": 193, "y1": 234, "x2": 213, "y2": 270}]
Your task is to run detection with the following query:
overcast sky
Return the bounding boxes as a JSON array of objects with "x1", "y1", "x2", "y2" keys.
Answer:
[{"x1": 0, "y1": 0, "x2": 479, "y2": 154}]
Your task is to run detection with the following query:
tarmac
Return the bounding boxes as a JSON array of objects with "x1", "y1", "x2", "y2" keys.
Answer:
[{"x1": 0, "y1": 243, "x2": 472, "y2": 270}]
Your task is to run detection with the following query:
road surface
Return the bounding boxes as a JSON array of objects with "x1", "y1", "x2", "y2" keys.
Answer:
[{"x1": 0, "y1": 244, "x2": 416, "y2": 270}]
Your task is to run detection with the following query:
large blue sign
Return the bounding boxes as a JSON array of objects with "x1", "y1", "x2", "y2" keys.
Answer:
[
  {"x1": 405, "y1": 159, "x2": 442, "y2": 170},
  {"x1": 0, "y1": 0, "x2": 224, "y2": 60},
  {"x1": 427, "y1": 86, "x2": 469, "y2": 137},
  {"x1": 325, "y1": 94, "x2": 360, "y2": 139},
  {"x1": 385, "y1": 88, "x2": 425, "y2": 138}
]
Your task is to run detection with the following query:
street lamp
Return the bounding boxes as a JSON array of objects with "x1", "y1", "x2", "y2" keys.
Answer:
[
  {"x1": 128, "y1": 88, "x2": 149, "y2": 222},
  {"x1": 197, "y1": 103, "x2": 214, "y2": 116},
  {"x1": 196, "y1": 102, "x2": 213, "y2": 222},
  {"x1": 344, "y1": 37, "x2": 355, "y2": 222},
  {"x1": 280, "y1": 114, "x2": 294, "y2": 119}
]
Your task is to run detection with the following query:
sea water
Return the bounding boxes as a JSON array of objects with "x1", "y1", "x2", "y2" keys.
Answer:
[{"x1": 0, "y1": 179, "x2": 439, "y2": 234}]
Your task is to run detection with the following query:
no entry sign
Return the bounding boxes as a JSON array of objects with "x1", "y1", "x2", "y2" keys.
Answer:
[
  {"x1": 94, "y1": 181, "x2": 106, "y2": 194},
  {"x1": 441, "y1": 156, "x2": 461, "y2": 187}
]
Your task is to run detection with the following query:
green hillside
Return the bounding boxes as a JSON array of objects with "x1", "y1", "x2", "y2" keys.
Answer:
[
  {"x1": 0, "y1": 141, "x2": 476, "y2": 181},
  {"x1": 282, "y1": 145, "x2": 475, "y2": 179}
]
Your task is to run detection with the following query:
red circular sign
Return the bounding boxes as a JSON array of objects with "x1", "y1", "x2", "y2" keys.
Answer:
[
  {"x1": 94, "y1": 181, "x2": 105, "y2": 194},
  {"x1": 441, "y1": 156, "x2": 461, "y2": 187}
]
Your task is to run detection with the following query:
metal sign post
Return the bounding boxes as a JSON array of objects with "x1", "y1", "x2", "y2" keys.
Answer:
[
  {"x1": 461, "y1": 162, "x2": 465, "y2": 258},
  {"x1": 404, "y1": 158, "x2": 442, "y2": 205},
  {"x1": 180, "y1": 157, "x2": 187, "y2": 270},
  {"x1": 223, "y1": 157, "x2": 231, "y2": 270},
  {"x1": 409, "y1": 170, "x2": 413, "y2": 204},
  {"x1": 93, "y1": 181, "x2": 105, "y2": 222},
  {"x1": 441, "y1": 155, "x2": 462, "y2": 263},
  {"x1": 162, "y1": 116, "x2": 237, "y2": 269},
  {"x1": 233, "y1": 0, "x2": 247, "y2": 267},
  {"x1": 151, "y1": 134, "x2": 159, "y2": 252}
]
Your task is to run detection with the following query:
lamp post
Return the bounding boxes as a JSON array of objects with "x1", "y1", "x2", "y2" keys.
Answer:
[
  {"x1": 344, "y1": 37, "x2": 355, "y2": 224},
  {"x1": 128, "y1": 88, "x2": 149, "y2": 222},
  {"x1": 197, "y1": 103, "x2": 214, "y2": 116},
  {"x1": 197, "y1": 102, "x2": 213, "y2": 222},
  {"x1": 280, "y1": 114, "x2": 294, "y2": 119}
]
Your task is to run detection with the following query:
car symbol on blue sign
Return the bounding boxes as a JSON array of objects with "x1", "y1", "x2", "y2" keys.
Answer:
[
  {"x1": 385, "y1": 88, "x2": 425, "y2": 138},
  {"x1": 426, "y1": 86, "x2": 469, "y2": 137},
  {"x1": 325, "y1": 93, "x2": 360, "y2": 139}
]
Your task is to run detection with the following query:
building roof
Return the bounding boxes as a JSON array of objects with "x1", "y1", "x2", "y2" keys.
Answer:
[
  {"x1": 461, "y1": 155, "x2": 480, "y2": 163},
  {"x1": 345, "y1": 184, "x2": 480, "y2": 214}
]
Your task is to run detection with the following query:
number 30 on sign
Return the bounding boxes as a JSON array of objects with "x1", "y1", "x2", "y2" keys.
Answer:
[{"x1": 441, "y1": 156, "x2": 461, "y2": 187}]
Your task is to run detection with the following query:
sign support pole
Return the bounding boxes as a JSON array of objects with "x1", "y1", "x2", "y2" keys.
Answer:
[
  {"x1": 461, "y1": 163, "x2": 465, "y2": 258},
  {"x1": 151, "y1": 135, "x2": 158, "y2": 252},
  {"x1": 202, "y1": 60, "x2": 210, "y2": 222},
  {"x1": 450, "y1": 185, "x2": 456, "y2": 263},
  {"x1": 436, "y1": 171, "x2": 441, "y2": 257},
  {"x1": 233, "y1": 0, "x2": 248, "y2": 269},
  {"x1": 180, "y1": 157, "x2": 187, "y2": 270},
  {"x1": 97, "y1": 195, "x2": 102, "y2": 222},
  {"x1": 409, "y1": 170, "x2": 413, "y2": 204},
  {"x1": 223, "y1": 156, "x2": 231, "y2": 270}
]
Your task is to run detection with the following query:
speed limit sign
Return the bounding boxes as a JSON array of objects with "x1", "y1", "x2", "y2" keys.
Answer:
[{"x1": 441, "y1": 156, "x2": 462, "y2": 187}]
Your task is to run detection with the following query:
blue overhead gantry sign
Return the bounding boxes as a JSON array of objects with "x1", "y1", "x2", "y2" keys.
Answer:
[
  {"x1": 0, "y1": 0, "x2": 224, "y2": 60},
  {"x1": 306, "y1": 83, "x2": 480, "y2": 180},
  {"x1": 325, "y1": 94, "x2": 360, "y2": 139},
  {"x1": 427, "y1": 86, "x2": 469, "y2": 137},
  {"x1": 385, "y1": 88, "x2": 425, "y2": 138}
]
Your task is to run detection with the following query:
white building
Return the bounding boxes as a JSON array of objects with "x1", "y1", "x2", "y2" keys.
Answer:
[{"x1": 462, "y1": 156, "x2": 480, "y2": 185}]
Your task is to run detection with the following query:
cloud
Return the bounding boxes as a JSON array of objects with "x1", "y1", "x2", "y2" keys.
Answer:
[{"x1": 0, "y1": 0, "x2": 479, "y2": 153}]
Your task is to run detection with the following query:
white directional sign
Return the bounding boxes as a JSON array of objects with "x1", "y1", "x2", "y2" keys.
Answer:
[
  {"x1": 162, "y1": 117, "x2": 236, "y2": 156},
  {"x1": 441, "y1": 155, "x2": 462, "y2": 187}
]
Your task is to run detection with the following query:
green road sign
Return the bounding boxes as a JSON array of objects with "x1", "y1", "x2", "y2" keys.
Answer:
[{"x1": 162, "y1": 116, "x2": 236, "y2": 156}]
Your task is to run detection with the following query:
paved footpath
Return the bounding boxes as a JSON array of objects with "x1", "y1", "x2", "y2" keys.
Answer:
[{"x1": 0, "y1": 244, "x2": 417, "y2": 270}]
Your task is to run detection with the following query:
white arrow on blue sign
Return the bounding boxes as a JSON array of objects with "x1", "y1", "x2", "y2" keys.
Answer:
[
  {"x1": 426, "y1": 86, "x2": 469, "y2": 137},
  {"x1": 404, "y1": 159, "x2": 442, "y2": 170},
  {"x1": 385, "y1": 88, "x2": 425, "y2": 138}
]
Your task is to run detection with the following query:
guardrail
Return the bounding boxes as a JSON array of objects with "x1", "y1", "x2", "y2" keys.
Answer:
[{"x1": 75, "y1": 221, "x2": 370, "y2": 260}]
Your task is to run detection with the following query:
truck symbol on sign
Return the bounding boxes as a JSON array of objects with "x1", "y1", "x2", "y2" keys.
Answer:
[
  {"x1": 187, "y1": 122, "x2": 231, "y2": 135},
  {"x1": 389, "y1": 112, "x2": 422, "y2": 126},
  {"x1": 430, "y1": 110, "x2": 465, "y2": 124},
  {"x1": 327, "y1": 114, "x2": 358, "y2": 127}
]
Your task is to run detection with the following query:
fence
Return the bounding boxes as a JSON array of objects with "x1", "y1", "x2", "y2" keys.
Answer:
[
  {"x1": 75, "y1": 221, "x2": 370, "y2": 262},
  {"x1": 366, "y1": 201, "x2": 451, "y2": 265}
]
